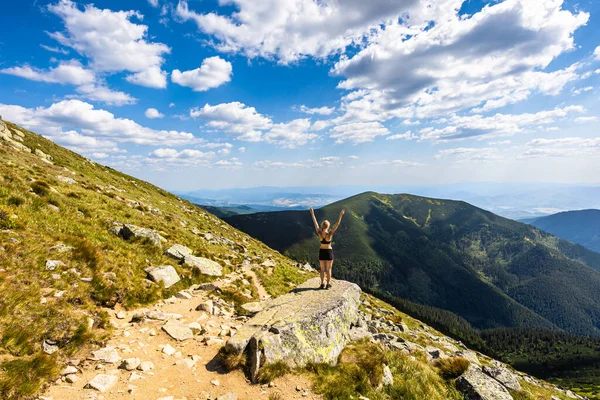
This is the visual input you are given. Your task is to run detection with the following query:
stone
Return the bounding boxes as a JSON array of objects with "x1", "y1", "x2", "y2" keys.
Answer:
[
  {"x1": 162, "y1": 321, "x2": 194, "y2": 341},
  {"x1": 48, "y1": 204, "x2": 60, "y2": 212},
  {"x1": 261, "y1": 259, "x2": 276, "y2": 267},
  {"x1": 144, "y1": 265, "x2": 180, "y2": 289},
  {"x1": 110, "y1": 222, "x2": 166, "y2": 247},
  {"x1": 196, "y1": 300, "x2": 213, "y2": 314},
  {"x1": 116, "y1": 311, "x2": 126, "y2": 319},
  {"x1": 217, "y1": 393, "x2": 238, "y2": 400},
  {"x1": 65, "y1": 374, "x2": 79, "y2": 384},
  {"x1": 456, "y1": 366, "x2": 513, "y2": 400},
  {"x1": 482, "y1": 365, "x2": 521, "y2": 391},
  {"x1": 49, "y1": 244, "x2": 74, "y2": 253},
  {"x1": 241, "y1": 301, "x2": 265, "y2": 315},
  {"x1": 43, "y1": 341, "x2": 59, "y2": 354},
  {"x1": 183, "y1": 255, "x2": 223, "y2": 276},
  {"x1": 162, "y1": 344, "x2": 176, "y2": 356},
  {"x1": 57, "y1": 175, "x2": 77, "y2": 185},
  {"x1": 120, "y1": 358, "x2": 141, "y2": 371},
  {"x1": 89, "y1": 347, "x2": 120, "y2": 364},
  {"x1": 225, "y1": 277, "x2": 361, "y2": 383},
  {"x1": 137, "y1": 361, "x2": 154, "y2": 372},
  {"x1": 46, "y1": 260, "x2": 65, "y2": 270},
  {"x1": 211, "y1": 379, "x2": 220, "y2": 386},
  {"x1": 61, "y1": 366, "x2": 78, "y2": 375},
  {"x1": 85, "y1": 374, "x2": 118, "y2": 393},
  {"x1": 165, "y1": 244, "x2": 193, "y2": 260},
  {"x1": 382, "y1": 364, "x2": 394, "y2": 386},
  {"x1": 175, "y1": 290, "x2": 193, "y2": 300},
  {"x1": 455, "y1": 350, "x2": 480, "y2": 366}
]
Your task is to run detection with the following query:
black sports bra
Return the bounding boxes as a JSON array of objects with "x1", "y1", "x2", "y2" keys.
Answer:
[{"x1": 320, "y1": 235, "x2": 332, "y2": 244}]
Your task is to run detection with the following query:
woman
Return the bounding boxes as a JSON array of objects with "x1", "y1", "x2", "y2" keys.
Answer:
[{"x1": 309, "y1": 207, "x2": 345, "y2": 289}]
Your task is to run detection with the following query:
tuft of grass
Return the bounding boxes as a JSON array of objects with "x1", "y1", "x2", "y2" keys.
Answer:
[
  {"x1": 258, "y1": 361, "x2": 291, "y2": 384},
  {"x1": 268, "y1": 393, "x2": 284, "y2": 400},
  {"x1": 7, "y1": 196, "x2": 24, "y2": 207},
  {"x1": 218, "y1": 347, "x2": 247, "y2": 372},
  {"x1": 0, "y1": 353, "x2": 60, "y2": 400},
  {"x1": 30, "y1": 180, "x2": 50, "y2": 196},
  {"x1": 434, "y1": 357, "x2": 470, "y2": 380},
  {"x1": 0, "y1": 208, "x2": 17, "y2": 230},
  {"x1": 509, "y1": 390, "x2": 535, "y2": 400}
]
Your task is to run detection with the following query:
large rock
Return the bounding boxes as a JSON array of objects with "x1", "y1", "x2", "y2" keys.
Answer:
[
  {"x1": 483, "y1": 365, "x2": 521, "y2": 391},
  {"x1": 85, "y1": 374, "x2": 118, "y2": 393},
  {"x1": 225, "y1": 277, "x2": 361, "y2": 382},
  {"x1": 165, "y1": 244, "x2": 193, "y2": 261},
  {"x1": 88, "y1": 347, "x2": 120, "y2": 364},
  {"x1": 110, "y1": 222, "x2": 166, "y2": 247},
  {"x1": 456, "y1": 366, "x2": 513, "y2": 400},
  {"x1": 145, "y1": 265, "x2": 180, "y2": 289},
  {"x1": 162, "y1": 321, "x2": 194, "y2": 341},
  {"x1": 183, "y1": 255, "x2": 223, "y2": 276}
]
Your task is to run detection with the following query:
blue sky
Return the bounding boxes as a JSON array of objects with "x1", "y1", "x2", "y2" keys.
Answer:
[{"x1": 0, "y1": 0, "x2": 599, "y2": 191}]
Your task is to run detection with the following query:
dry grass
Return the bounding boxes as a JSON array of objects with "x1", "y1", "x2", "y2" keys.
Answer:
[{"x1": 434, "y1": 357, "x2": 470, "y2": 380}]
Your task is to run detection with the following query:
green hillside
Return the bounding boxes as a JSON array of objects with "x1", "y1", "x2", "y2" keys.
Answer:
[
  {"x1": 225, "y1": 192, "x2": 600, "y2": 337},
  {"x1": 0, "y1": 120, "x2": 308, "y2": 398},
  {"x1": 525, "y1": 209, "x2": 600, "y2": 253}
]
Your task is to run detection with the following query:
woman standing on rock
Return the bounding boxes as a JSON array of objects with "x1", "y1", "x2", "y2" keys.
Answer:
[{"x1": 309, "y1": 207, "x2": 345, "y2": 289}]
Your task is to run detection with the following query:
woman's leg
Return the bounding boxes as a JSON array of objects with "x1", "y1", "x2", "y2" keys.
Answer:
[
  {"x1": 325, "y1": 260, "x2": 333, "y2": 285},
  {"x1": 319, "y1": 260, "x2": 326, "y2": 285}
]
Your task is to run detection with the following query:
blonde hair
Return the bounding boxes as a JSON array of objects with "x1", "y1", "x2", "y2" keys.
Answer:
[{"x1": 321, "y1": 220, "x2": 330, "y2": 231}]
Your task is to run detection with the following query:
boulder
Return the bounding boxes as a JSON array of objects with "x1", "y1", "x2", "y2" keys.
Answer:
[
  {"x1": 145, "y1": 265, "x2": 180, "y2": 289},
  {"x1": 89, "y1": 347, "x2": 120, "y2": 364},
  {"x1": 120, "y1": 358, "x2": 141, "y2": 371},
  {"x1": 225, "y1": 277, "x2": 361, "y2": 383},
  {"x1": 183, "y1": 255, "x2": 222, "y2": 276},
  {"x1": 85, "y1": 374, "x2": 118, "y2": 393},
  {"x1": 165, "y1": 244, "x2": 193, "y2": 261},
  {"x1": 455, "y1": 350, "x2": 480, "y2": 366},
  {"x1": 241, "y1": 301, "x2": 264, "y2": 315},
  {"x1": 110, "y1": 222, "x2": 166, "y2": 247},
  {"x1": 456, "y1": 366, "x2": 513, "y2": 400},
  {"x1": 162, "y1": 321, "x2": 194, "y2": 341},
  {"x1": 46, "y1": 260, "x2": 65, "y2": 270},
  {"x1": 483, "y1": 365, "x2": 521, "y2": 391}
]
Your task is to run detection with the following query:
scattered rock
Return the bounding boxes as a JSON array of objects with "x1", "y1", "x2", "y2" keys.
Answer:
[
  {"x1": 175, "y1": 290, "x2": 192, "y2": 300},
  {"x1": 211, "y1": 379, "x2": 220, "y2": 386},
  {"x1": 165, "y1": 244, "x2": 193, "y2": 261},
  {"x1": 116, "y1": 311, "x2": 126, "y2": 319},
  {"x1": 85, "y1": 374, "x2": 118, "y2": 393},
  {"x1": 183, "y1": 255, "x2": 223, "y2": 276},
  {"x1": 49, "y1": 244, "x2": 73, "y2": 253},
  {"x1": 382, "y1": 364, "x2": 394, "y2": 386},
  {"x1": 61, "y1": 366, "x2": 78, "y2": 375},
  {"x1": 45, "y1": 260, "x2": 65, "y2": 270},
  {"x1": 65, "y1": 374, "x2": 79, "y2": 384},
  {"x1": 120, "y1": 358, "x2": 141, "y2": 371},
  {"x1": 48, "y1": 204, "x2": 60, "y2": 212},
  {"x1": 455, "y1": 350, "x2": 480, "y2": 366},
  {"x1": 88, "y1": 347, "x2": 120, "y2": 364},
  {"x1": 241, "y1": 302, "x2": 264, "y2": 315},
  {"x1": 217, "y1": 393, "x2": 238, "y2": 400},
  {"x1": 456, "y1": 365, "x2": 513, "y2": 400},
  {"x1": 261, "y1": 259, "x2": 276, "y2": 267},
  {"x1": 57, "y1": 175, "x2": 77, "y2": 185},
  {"x1": 196, "y1": 300, "x2": 214, "y2": 314},
  {"x1": 162, "y1": 344, "x2": 176, "y2": 356},
  {"x1": 137, "y1": 361, "x2": 154, "y2": 372},
  {"x1": 162, "y1": 321, "x2": 194, "y2": 341},
  {"x1": 144, "y1": 265, "x2": 180, "y2": 289},
  {"x1": 43, "y1": 341, "x2": 59, "y2": 354},
  {"x1": 482, "y1": 365, "x2": 521, "y2": 391},
  {"x1": 110, "y1": 222, "x2": 166, "y2": 247}
]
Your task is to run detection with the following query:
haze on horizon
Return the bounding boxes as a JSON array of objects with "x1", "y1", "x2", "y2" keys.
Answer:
[{"x1": 0, "y1": 0, "x2": 599, "y2": 192}]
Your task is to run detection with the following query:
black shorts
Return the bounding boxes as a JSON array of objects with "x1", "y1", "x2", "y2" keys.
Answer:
[{"x1": 319, "y1": 248, "x2": 334, "y2": 261}]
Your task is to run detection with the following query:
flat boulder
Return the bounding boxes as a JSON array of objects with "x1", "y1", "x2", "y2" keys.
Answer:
[
  {"x1": 145, "y1": 265, "x2": 180, "y2": 289},
  {"x1": 165, "y1": 244, "x2": 193, "y2": 261},
  {"x1": 183, "y1": 255, "x2": 222, "y2": 276},
  {"x1": 88, "y1": 347, "x2": 120, "y2": 364},
  {"x1": 110, "y1": 222, "x2": 166, "y2": 247},
  {"x1": 456, "y1": 365, "x2": 513, "y2": 400},
  {"x1": 162, "y1": 321, "x2": 194, "y2": 341},
  {"x1": 483, "y1": 365, "x2": 521, "y2": 391},
  {"x1": 85, "y1": 374, "x2": 118, "y2": 393},
  {"x1": 225, "y1": 277, "x2": 361, "y2": 382}
]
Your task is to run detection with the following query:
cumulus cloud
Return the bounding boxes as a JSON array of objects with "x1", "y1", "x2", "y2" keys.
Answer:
[
  {"x1": 172, "y1": 57, "x2": 232, "y2": 92},
  {"x1": 40, "y1": 44, "x2": 69, "y2": 54},
  {"x1": 75, "y1": 84, "x2": 137, "y2": 106},
  {"x1": 0, "y1": 99, "x2": 199, "y2": 146},
  {"x1": 264, "y1": 119, "x2": 318, "y2": 148},
  {"x1": 0, "y1": 60, "x2": 95, "y2": 85},
  {"x1": 145, "y1": 108, "x2": 164, "y2": 119},
  {"x1": 419, "y1": 106, "x2": 584, "y2": 142},
  {"x1": 238, "y1": 147, "x2": 246, "y2": 153},
  {"x1": 434, "y1": 147, "x2": 503, "y2": 162},
  {"x1": 329, "y1": 121, "x2": 390, "y2": 144},
  {"x1": 147, "y1": 0, "x2": 159, "y2": 7},
  {"x1": 574, "y1": 116, "x2": 599, "y2": 123},
  {"x1": 298, "y1": 105, "x2": 335, "y2": 115},
  {"x1": 386, "y1": 131, "x2": 414, "y2": 141},
  {"x1": 595, "y1": 46, "x2": 600, "y2": 60},
  {"x1": 48, "y1": 0, "x2": 170, "y2": 88}
]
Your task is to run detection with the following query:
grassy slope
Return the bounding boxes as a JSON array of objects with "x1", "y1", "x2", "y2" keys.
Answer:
[
  {"x1": 226, "y1": 191, "x2": 600, "y2": 336},
  {"x1": 526, "y1": 210, "x2": 600, "y2": 253},
  {"x1": 0, "y1": 121, "x2": 308, "y2": 398}
]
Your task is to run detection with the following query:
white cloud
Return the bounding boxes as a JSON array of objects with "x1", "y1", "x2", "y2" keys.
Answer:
[
  {"x1": 74, "y1": 83, "x2": 137, "y2": 106},
  {"x1": 190, "y1": 102, "x2": 271, "y2": 142},
  {"x1": 215, "y1": 159, "x2": 243, "y2": 168},
  {"x1": 434, "y1": 147, "x2": 503, "y2": 162},
  {"x1": 145, "y1": 108, "x2": 164, "y2": 119},
  {"x1": 330, "y1": 121, "x2": 390, "y2": 144},
  {"x1": 0, "y1": 60, "x2": 95, "y2": 85},
  {"x1": 594, "y1": 46, "x2": 600, "y2": 60},
  {"x1": 46, "y1": 130, "x2": 123, "y2": 154},
  {"x1": 48, "y1": 0, "x2": 170, "y2": 88},
  {"x1": 489, "y1": 140, "x2": 512, "y2": 145},
  {"x1": 172, "y1": 56, "x2": 232, "y2": 92},
  {"x1": 175, "y1": 0, "x2": 419, "y2": 64},
  {"x1": 386, "y1": 131, "x2": 414, "y2": 141},
  {"x1": 575, "y1": 116, "x2": 599, "y2": 123},
  {"x1": 0, "y1": 99, "x2": 199, "y2": 146},
  {"x1": 311, "y1": 120, "x2": 333, "y2": 131},
  {"x1": 169, "y1": 103, "x2": 175, "y2": 108},
  {"x1": 148, "y1": 0, "x2": 159, "y2": 7},
  {"x1": 238, "y1": 147, "x2": 246, "y2": 153},
  {"x1": 264, "y1": 119, "x2": 318, "y2": 148},
  {"x1": 521, "y1": 137, "x2": 600, "y2": 158},
  {"x1": 571, "y1": 86, "x2": 593, "y2": 95},
  {"x1": 150, "y1": 148, "x2": 214, "y2": 159},
  {"x1": 91, "y1": 152, "x2": 110, "y2": 159},
  {"x1": 371, "y1": 160, "x2": 425, "y2": 167},
  {"x1": 419, "y1": 106, "x2": 584, "y2": 142},
  {"x1": 332, "y1": 0, "x2": 588, "y2": 121},
  {"x1": 40, "y1": 44, "x2": 69, "y2": 54},
  {"x1": 298, "y1": 105, "x2": 335, "y2": 115},
  {"x1": 347, "y1": 155, "x2": 359, "y2": 160}
]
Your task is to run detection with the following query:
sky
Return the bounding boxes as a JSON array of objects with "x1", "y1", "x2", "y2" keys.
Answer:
[{"x1": 0, "y1": 0, "x2": 599, "y2": 191}]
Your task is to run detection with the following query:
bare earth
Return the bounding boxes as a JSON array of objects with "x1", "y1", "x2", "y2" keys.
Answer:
[{"x1": 42, "y1": 274, "x2": 321, "y2": 400}]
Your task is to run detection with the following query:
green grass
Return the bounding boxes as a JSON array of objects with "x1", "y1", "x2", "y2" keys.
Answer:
[
  {"x1": 434, "y1": 357, "x2": 470, "y2": 380},
  {"x1": 0, "y1": 353, "x2": 60, "y2": 400},
  {"x1": 257, "y1": 361, "x2": 292, "y2": 384}
]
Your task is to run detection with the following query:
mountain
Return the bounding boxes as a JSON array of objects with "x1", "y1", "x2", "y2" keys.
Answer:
[
  {"x1": 196, "y1": 203, "x2": 304, "y2": 218},
  {"x1": 524, "y1": 210, "x2": 600, "y2": 253},
  {"x1": 225, "y1": 192, "x2": 600, "y2": 337}
]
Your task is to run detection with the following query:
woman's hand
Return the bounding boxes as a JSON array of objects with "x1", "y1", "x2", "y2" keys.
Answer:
[
  {"x1": 340, "y1": 209, "x2": 345, "y2": 216},
  {"x1": 309, "y1": 206, "x2": 314, "y2": 213}
]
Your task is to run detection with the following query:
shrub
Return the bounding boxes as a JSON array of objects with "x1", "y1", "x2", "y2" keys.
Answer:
[
  {"x1": 434, "y1": 357, "x2": 470, "y2": 380},
  {"x1": 7, "y1": 196, "x2": 24, "y2": 207},
  {"x1": 257, "y1": 362, "x2": 291, "y2": 384},
  {"x1": 30, "y1": 181, "x2": 50, "y2": 196},
  {"x1": 218, "y1": 347, "x2": 247, "y2": 372}
]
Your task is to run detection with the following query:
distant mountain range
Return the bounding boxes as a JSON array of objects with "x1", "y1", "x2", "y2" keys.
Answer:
[
  {"x1": 224, "y1": 192, "x2": 600, "y2": 337},
  {"x1": 523, "y1": 210, "x2": 600, "y2": 253},
  {"x1": 176, "y1": 183, "x2": 600, "y2": 220}
]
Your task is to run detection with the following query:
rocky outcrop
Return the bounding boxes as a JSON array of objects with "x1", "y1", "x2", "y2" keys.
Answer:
[
  {"x1": 225, "y1": 277, "x2": 361, "y2": 382},
  {"x1": 183, "y1": 255, "x2": 223, "y2": 276},
  {"x1": 483, "y1": 364, "x2": 521, "y2": 391},
  {"x1": 456, "y1": 365, "x2": 513, "y2": 400},
  {"x1": 110, "y1": 222, "x2": 166, "y2": 247}
]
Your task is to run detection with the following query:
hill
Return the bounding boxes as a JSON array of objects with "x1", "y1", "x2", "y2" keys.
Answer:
[
  {"x1": 524, "y1": 210, "x2": 600, "y2": 253},
  {"x1": 196, "y1": 203, "x2": 302, "y2": 218},
  {"x1": 225, "y1": 192, "x2": 600, "y2": 337}
]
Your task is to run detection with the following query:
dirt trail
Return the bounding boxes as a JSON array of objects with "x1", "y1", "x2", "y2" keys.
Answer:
[
  {"x1": 241, "y1": 265, "x2": 269, "y2": 301},
  {"x1": 42, "y1": 280, "x2": 321, "y2": 400}
]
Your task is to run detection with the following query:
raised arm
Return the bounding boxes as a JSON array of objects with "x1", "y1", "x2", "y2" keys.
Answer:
[
  {"x1": 330, "y1": 209, "x2": 345, "y2": 234},
  {"x1": 309, "y1": 207, "x2": 320, "y2": 235}
]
